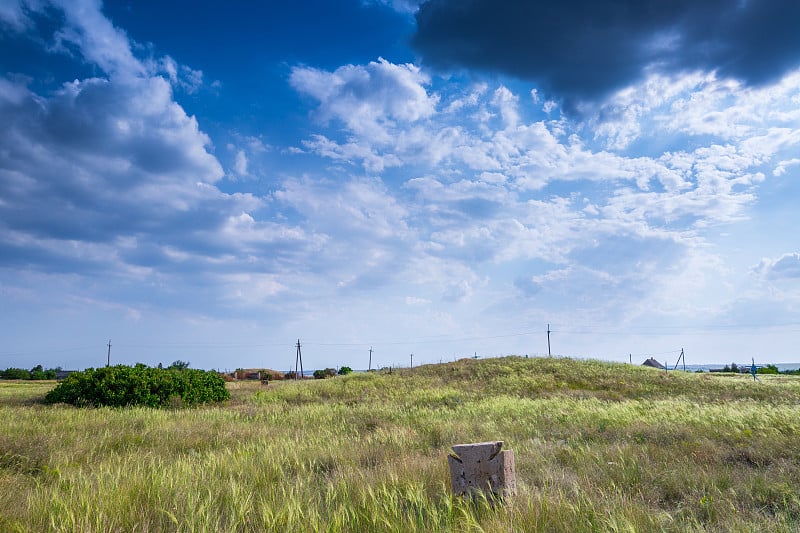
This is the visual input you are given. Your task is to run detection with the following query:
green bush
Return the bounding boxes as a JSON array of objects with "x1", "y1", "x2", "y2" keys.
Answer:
[
  {"x1": 338, "y1": 366, "x2": 353, "y2": 375},
  {"x1": 757, "y1": 364, "x2": 779, "y2": 375},
  {"x1": 43, "y1": 364, "x2": 230, "y2": 408},
  {"x1": 1, "y1": 367, "x2": 31, "y2": 380},
  {"x1": 1, "y1": 365, "x2": 58, "y2": 380}
]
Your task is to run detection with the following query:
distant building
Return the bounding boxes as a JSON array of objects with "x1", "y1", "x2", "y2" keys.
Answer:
[{"x1": 641, "y1": 358, "x2": 666, "y2": 369}]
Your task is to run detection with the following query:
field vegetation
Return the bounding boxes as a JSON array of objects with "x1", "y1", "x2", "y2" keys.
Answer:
[
  {"x1": 2, "y1": 356, "x2": 800, "y2": 531},
  {"x1": 44, "y1": 364, "x2": 229, "y2": 408}
]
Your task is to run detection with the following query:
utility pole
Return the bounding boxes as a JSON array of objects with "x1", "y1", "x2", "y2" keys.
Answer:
[
  {"x1": 368, "y1": 346, "x2": 373, "y2": 371},
  {"x1": 295, "y1": 339, "x2": 304, "y2": 381},
  {"x1": 106, "y1": 339, "x2": 112, "y2": 367},
  {"x1": 547, "y1": 324, "x2": 552, "y2": 357},
  {"x1": 410, "y1": 353, "x2": 413, "y2": 368},
  {"x1": 673, "y1": 348, "x2": 686, "y2": 371}
]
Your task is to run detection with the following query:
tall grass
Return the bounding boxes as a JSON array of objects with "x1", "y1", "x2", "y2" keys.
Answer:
[{"x1": 2, "y1": 357, "x2": 800, "y2": 531}]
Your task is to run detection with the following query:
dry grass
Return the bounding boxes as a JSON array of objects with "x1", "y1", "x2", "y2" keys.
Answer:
[{"x1": 2, "y1": 356, "x2": 800, "y2": 531}]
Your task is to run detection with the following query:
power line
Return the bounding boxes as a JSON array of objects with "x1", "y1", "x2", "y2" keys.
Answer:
[{"x1": 3, "y1": 320, "x2": 800, "y2": 363}]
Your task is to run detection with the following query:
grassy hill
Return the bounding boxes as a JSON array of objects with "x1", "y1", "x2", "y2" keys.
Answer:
[{"x1": 2, "y1": 356, "x2": 800, "y2": 531}]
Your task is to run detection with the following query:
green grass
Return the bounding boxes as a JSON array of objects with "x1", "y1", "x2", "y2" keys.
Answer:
[{"x1": 2, "y1": 356, "x2": 800, "y2": 531}]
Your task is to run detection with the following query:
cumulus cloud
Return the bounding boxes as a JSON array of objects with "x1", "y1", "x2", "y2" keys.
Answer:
[
  {"x1": 754, "y1": 253, "x2": 800, "y2": 280},
  {"x1": 290, "y1": 58, "x2": 438, "y2": 142},
  {"x1": 412, "y1": 0, "x2": 800, "y2": 108},
  {"x1": 0, "y1": 0, "x2": 324, "y2": 318},
  {"x1": 282, "y1": 52, "x2": 800, "y2": 332},
  {"x1": 0, "y1": 75, "x2": 225, "y2": 242}
]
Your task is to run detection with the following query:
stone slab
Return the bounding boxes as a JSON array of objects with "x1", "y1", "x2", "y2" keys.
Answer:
[{"x1": 448, "y1": 441, "x2": 516, "y2": 498}]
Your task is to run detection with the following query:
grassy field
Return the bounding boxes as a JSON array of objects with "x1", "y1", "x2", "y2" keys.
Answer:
[{"x1": 2, "y1": 356, "x2": 800, "y2": 532}]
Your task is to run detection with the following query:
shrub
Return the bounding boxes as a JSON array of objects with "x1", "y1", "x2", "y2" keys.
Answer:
[
  {"x1": 43, "y1": 365, "x2": 230, "y2": 408},
  {"x1": 313, "y1": 369, "x2": 326, "y2": 379},
  {"x1": 338, "y1": 366, "x2": 353, "y2": 375},
  {"x1": 259, "y1": 369, "x2": 285, "y2": 381}
]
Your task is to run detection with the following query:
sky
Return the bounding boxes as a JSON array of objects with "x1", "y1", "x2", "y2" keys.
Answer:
[{"x1": 2, "y1": 0, "x2": 800, "y2": 372}]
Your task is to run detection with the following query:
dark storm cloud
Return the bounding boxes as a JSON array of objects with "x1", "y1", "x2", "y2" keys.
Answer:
[{"x1": 412, "y1": 0, "x2": 800, "y2": 106}]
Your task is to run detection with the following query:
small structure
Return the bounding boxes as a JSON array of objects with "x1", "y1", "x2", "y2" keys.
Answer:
[
  {"x1": 641, "y1": 358, "x2": 665, "y2": 369},
  {"x1": 447, "y1": 441, "x2": 516, "y2": 498}
]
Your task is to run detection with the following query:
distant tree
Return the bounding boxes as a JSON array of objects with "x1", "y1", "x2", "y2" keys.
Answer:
[
  {"x1": 313, "y1": 369, "x2": 326, "y2": 379},
  {"x1": 758, "y1": 364, "x2": 779, "y2": 375},
  {"x1": 730, "y1": 362, "x2": 739, "y2": 373},
  {"x1": 168, "y1": 360, "x2": 190, "y2": 371},
  {"x1": 338, "y1": 366, "x2": 353, "y2": 375},
  {"x1": 30, "y1": 364, "x2": 47, "y2": 380},
  {"x1": 324, "y1": 367, "x2": 337, "y2": 378},
  {"x1": 1, "y1": 368, "x2": 31, "y2": 380}
]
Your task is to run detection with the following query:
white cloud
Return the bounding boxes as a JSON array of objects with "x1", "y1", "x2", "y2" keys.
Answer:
[
  {"x1": 0, "y1": 0, "x2": 42, "y2": 31},
  {"x1": 0, "y1": 1, "x2": 319, "y2": 319},
  {"x1": 290, "y1": 58, "x2": 438, "y2": 143},
  {"x1": 280, "y1": 57, "x2": 800, "y2": 342},
  {"x1": 364, "y1": 0, "x2": 423, "y2": 14},
  {"x1": 301, "y1": 134, "x2": 402, "y2": 172},
  {"x1": 233, "y1": 150, "x2": 248, "y2": 176},
  {"x1": 491, "y1": 86, "x2": 519, "y2": 129},
  {"x1": 221, "y1": 273, "x2": 287, "y2": 307},
  {"x1": 754, "y1": 253, "x2": 800, "y2": 281},
  {"x1": 443, "y1": 83, "x2": 487, "y2": 113},
  {"x1": 593, "y1": 69, "x2": 800, "y2": 150},
  {"x1": 774, "y1": 158, "x2": 800, "y2": 176},
  {"x1": 49, "y1": 0, "x2": 145, "y2": 80}
]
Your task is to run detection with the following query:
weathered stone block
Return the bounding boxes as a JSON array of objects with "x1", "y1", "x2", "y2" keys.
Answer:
[{"x1": 447, "y1": 441, "x2": 516, "y2": 498}]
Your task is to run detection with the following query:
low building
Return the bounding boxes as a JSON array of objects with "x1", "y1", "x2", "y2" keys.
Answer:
[{"x1": 641, "y1": 358, "x2": 666, "y2": 369}]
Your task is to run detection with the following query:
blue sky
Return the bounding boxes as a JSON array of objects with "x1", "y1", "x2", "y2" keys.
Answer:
[{"x1": 2, "y1": 0, "x2": 800, "y2": 371}]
